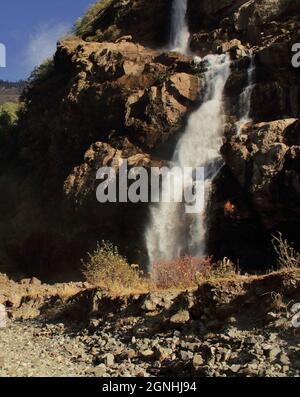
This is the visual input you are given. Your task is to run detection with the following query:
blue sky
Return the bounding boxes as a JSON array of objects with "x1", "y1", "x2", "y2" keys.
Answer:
[{"x1": 0, "y1": 0, "x2": 95, "y2": 81}]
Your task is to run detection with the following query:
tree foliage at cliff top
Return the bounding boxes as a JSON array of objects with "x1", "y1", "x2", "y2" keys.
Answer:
[
  {"x1": 0, "y1": 102, "x2": 19, "y2": 132},
  {"x1": 75, "y1": 0, "x2": 114, "y2": 37}
]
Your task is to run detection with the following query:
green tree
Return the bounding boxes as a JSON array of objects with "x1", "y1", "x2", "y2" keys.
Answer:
[{"x1": 0, "y1": 102, "x2": 19, "y2": 132}]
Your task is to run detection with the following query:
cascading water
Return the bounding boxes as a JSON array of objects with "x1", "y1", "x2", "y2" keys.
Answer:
[
  {"x1": 170, "y1": 0, "x2": 190, "y2": 53},
  {"x1": 146, "y1": 54, "x2": 231, "y2": 267},
  {"x1": 236, "y1": 54, "x2": 256, "y2": 134}
]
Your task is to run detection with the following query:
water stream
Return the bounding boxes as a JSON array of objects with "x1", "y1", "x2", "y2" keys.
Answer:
[
  {"x1": 146, "y1": 54, "x2": 231, "y2": 266},
  {"x1": 169, "y1": 0, "x2": 190, "y2": 53},
  {"x1": 145, "y1": 2, "x2": 254, "y2": 269},
  {"x1": 236, "y1": 54, "x2": 256, "y2": 134}
]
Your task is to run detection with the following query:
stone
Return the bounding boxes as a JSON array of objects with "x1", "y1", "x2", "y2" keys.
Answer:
[
  {"x1": 267, "y1": 312, "x2": 278, "y2": 321},
  {"x1": 93, "y1": 364, "x2": 108, "y2": 377},
  {"x1": 125, "y1": 349, "x2": 136, "y2": 359},
  {"x1": 169, "y1": 73, "x2": 200, "y2": 102},
  {"x1": 193, "y1": 354, "x2": 204, "y2": 368},
  {"x1": 170, "y1": 311, "x2": 190, "y2": 325},
  {"x1": 103, "y1": 353, "x2": 115, "y2": 367},
  {"x1": 230, "y1": 364, "x2": 241, "y2": 373},
  {"x1": 269, "y1": 347, "x2": 281, "y2": 362},
  {"x1": 180, "y1": 351, "x2": 193, "y2": 362},
  {"x1": 154, "y1": 346, "x2": 173, "y2": 362},
  {"x1": 30, "y1": 277, "x2": 42, "y2": 286},
  {"x1": 140, "y1": 349, "x2": 155, "y2": 358},
  {"x1": 279, "y1": 353, "x2": 290, "y2": 366}
]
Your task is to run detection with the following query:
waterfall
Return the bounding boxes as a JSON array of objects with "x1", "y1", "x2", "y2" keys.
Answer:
[
  {"x1": 170, "y1": 0, "x2": 190, "y2": 53},
  {"x1": 146, "y1": 54, "x2": 231, "y2": 267},
  {"x1": 236, "y1": 54, "x2": 256, "y2": 134}
]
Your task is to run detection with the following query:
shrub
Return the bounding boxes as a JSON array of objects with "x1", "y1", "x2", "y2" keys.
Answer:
[
  {"x1": 151, "y1": 256, "x2": 213, "y2": 289},
  {"x1": 28, "y1": 58, "x2": 55, "y2": 85},
  {"x1": 211, "y1": 257, "x2": 237, "y2": 278},
  {"x1": 82, "y1": 241, "x2": 142, "y2": 290},
  {"x1": 75, "y1": 0, "x2": 114, "y2": 37},
  {"x1": 0, "y1": 102, "x2": 19, "y2": 130},
  {"x1": 272, "y1": 232, "x2": 300, "y2": 269}
]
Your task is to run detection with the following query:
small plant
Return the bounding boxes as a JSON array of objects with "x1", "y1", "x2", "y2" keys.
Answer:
[
  {"x1": 270, "y1": 292, "x2": 287, "y2": 313},
  {"x1": 151, "y1": 256, "x2": 213, "y2": 289},
  {"x1": 82, "y1": 241, "x2": 142, "y2": 291},
  {"x1": 272, "y1": 232, "x2": 300, "y2": 269},
  {"x1": 212, "y1": 257, "x2": 236, "y2": 278}
]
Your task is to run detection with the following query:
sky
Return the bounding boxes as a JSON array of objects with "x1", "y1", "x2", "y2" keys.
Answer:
[{"x1": 0, "y1": 0, "x2": 95, "y2": 81}]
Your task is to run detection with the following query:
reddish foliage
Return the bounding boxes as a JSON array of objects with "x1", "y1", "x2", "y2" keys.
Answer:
[
  {"x1": 224, "y1": 200, "x2": 236, "y2": 215},
  {"x1": 152, "y1": 256, "x2": 213, "y2": 289}
]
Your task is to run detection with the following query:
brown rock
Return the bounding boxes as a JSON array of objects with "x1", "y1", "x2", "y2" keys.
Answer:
[{"x1": 170, "y1": 310, "x2": 190, "y2": 325}]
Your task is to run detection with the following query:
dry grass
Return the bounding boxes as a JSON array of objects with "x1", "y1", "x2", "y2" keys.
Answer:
[
  {"x1": 81, "y1": 240, "x2": 241, "y2": 294},
  {"x1": 211, "y1": 257, "x2": 237, "y2": 278},
  {"x1": 151, "y1": 256, "x2": 213, "y2": 290},
  {"x1": 272, "y1": 232, "x2": 300, "y2": 269},
  {"x1": 82, "y1": 241, "x2": 145, "y2": 294},
  {"x1": 151, "y1": 256, "x2": 237, "y2": 290},
  {"x1": 270, "y1": 292, "x2": 287, "y2": 312}
]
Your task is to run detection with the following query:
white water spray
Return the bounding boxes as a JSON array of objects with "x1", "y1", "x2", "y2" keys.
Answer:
[
  {"x1": 146, "y1": 54, "x2": 231, "y2": 267},
  {"x1": 170, "y1": 0, "x2": 190, "y2": 53},
  {"x1": 236, "y1": 54, "x2": 255, "y2": 134}
]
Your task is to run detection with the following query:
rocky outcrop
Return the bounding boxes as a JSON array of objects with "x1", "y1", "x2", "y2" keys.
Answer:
[
  {"x1": 1, "y1": 37, "x2": 203, "y2": 277},
  {"x1": 77, "y1": 0, "x2": 173, "y2": 48},
  {"x1": 208, "y1": 117, "x2": 300, "y2": 268},
  {"x1": 188, "y1": 0, "x2": 300, "y2": 56},
  {"x1": 0, "y1": 0, "x2": 300, "y2": 276},
  {"x1": 196, "y1": 0, "x2": 300, "y2": 267},
  {"x1": 222, "y1": 119, "x2": 300, "y2": 228}
]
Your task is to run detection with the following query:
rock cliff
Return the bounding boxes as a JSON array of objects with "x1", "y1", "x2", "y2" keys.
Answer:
[{"x1": 1, "y1": 0, "x2": 300, "y2": 277}]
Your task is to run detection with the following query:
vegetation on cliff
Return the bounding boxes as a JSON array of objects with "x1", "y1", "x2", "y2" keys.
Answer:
[
  {"x1": 0, "y1": 102, "x2": 19, "y2": 131},
  {"x1": 75, "y1": 0, "x2": 114, "y2": 38}
]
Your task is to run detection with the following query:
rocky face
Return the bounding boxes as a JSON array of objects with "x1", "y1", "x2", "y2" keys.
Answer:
[
  {"x1": 2, "y1": 36, "x2": 203, "y2": 276},
  {"x1": 79, "y1": 0, "x2": 173, "y2": 48},
  {"x1": 0, "y1": 0, "x2": 300, "y2": 276},
  {"x1": 218, "y1": 119, "x2": 300, "y2": 264}
]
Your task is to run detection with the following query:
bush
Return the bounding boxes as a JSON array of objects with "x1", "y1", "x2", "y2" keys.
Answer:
[
  {"x1": 28, "y1": 58, "x2": 55, "y2": 85},
  {"x1": 82, "y1": 241, "x2": 142, "y2": 290},
  {"x1": 151, "y1": 256, "x2": 213, "y2": 289},
  {"x1": 211, "y1": 257, "x2": 236, "y2": 278},
  {"x1": 0, "y1": 102, "x2": 19, "y2": 130},
  {"x1": 75, "y1": 0, "x2": 114, "y2": 37},
  {"x1": 272, "y1": 232, "x2": 300, "y2": 269}
]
